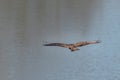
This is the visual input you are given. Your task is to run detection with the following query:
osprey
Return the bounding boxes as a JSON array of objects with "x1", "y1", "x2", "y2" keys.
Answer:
[{"x1": 43, "y1": 40, "x2": 101, "y2": 52}]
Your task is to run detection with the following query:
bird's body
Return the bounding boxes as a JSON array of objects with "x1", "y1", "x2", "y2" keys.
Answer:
[{"x1": 43, "y1": 40, "x2": 101, "y2": 52}]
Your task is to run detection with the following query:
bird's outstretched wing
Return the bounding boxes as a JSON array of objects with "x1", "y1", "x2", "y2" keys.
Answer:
[
  {"x1": 43, "y1": 43, "x2": 70, "y2": 48},
  {"x1": 74, "y1": 40, "x2": 101, "y2": 47}
]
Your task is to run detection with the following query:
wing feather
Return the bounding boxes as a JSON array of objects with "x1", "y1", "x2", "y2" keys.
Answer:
[
  {"x1": 74, "y1": 40, "x2": 101, "y2": 47},
  {"x1": 43, "y1": 43, "x2": 69, "y2": 48},
  {"x1": 74, "y1": 41, "x2": 89, "y2": 47}
]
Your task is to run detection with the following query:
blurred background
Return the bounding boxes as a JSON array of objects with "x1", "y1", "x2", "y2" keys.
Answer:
[{"x1": 0, "y1": 0, "x2": 120, "y2": 80}]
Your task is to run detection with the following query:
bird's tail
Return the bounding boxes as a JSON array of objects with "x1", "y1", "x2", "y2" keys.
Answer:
[{"x1": 69, "y1": 48, "x2": 80, "y2": 52}]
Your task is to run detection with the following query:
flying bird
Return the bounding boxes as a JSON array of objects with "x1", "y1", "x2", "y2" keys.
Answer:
[{"x1": 43, "y1": 40, "x2": 101, "y2": 52}]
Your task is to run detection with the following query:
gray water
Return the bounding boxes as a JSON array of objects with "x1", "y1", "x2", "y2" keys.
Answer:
[{"x1": 0, "y1": 0, "x2": 120, "y2": 80}]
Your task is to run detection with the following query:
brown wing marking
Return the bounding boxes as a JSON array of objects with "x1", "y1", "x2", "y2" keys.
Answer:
[
  {"x1": 74, "y1": 40, "x2": 101, "y2": 47},
  {"x1": 74, "y1": 41, "x2": 89, "y2": 47},
  {"x1": 43, "y1": 43, "x2": 69, "y2": 48}
]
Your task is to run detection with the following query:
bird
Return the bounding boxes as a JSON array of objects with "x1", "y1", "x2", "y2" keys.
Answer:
[{"x1": 43, "y1": 40, "x2": 101, "y2": 52}]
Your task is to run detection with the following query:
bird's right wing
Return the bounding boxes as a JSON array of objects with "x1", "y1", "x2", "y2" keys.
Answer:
[
  {"x1": 43, "y1": 43, "x2": 69, "y2": 48},
  {"x1": 74, "y1": 40, "x2": 101, "y2": 47}
]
